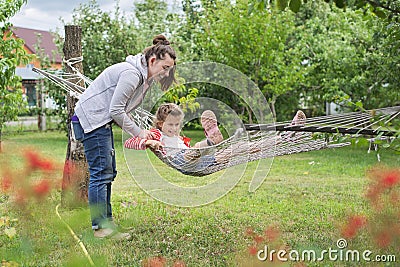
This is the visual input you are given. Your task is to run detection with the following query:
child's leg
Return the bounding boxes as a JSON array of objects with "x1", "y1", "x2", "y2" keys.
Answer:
[
  {"x1": 193, "y1": 139, "x2": 213, "y2": 148},
  {"x1": 290, "y1": 110, "x2": 306, "y2": 126},
  {"x1": 280, "y1": 110, "x2": 307, "y2": 140},
  {"x1": 199, "y1": 110, "x2": 224, "y2": 146}
]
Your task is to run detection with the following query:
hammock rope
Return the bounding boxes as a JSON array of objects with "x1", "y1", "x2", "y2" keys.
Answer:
[{"x1": 32, "y1": 67, "x2": 400, "y2": 176}]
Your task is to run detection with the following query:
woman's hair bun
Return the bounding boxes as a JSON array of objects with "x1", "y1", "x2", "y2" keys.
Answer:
[{"x1": 153, "y1": 34, "x2": 170, "y2": 46}]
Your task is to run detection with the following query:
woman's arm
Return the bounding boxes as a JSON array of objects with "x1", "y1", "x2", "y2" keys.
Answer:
[{"x1": 124, "y1": 129, "x2": 162, "y2": 150}]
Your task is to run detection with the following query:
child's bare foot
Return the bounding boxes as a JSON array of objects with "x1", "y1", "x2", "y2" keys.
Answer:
[
  {"x1": 201, "y1": 110, "x2": 223, "y2": 145},
  {"x1": 291, "y1": 110, "x2": 306, "y2": 126}
]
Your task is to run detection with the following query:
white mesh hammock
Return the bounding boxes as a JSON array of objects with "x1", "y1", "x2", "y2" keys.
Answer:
[{"x1": 32, "y1": 67, "x2": 400, "y2": 176}]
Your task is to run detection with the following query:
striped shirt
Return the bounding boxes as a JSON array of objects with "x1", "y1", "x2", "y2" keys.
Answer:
[{"x1": 124, "y1": 128, "x2": 191, "y2": 151}]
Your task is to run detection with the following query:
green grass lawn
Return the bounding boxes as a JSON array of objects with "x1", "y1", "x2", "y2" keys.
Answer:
[{"x1": 0, "y1": 128, "x2": 399, "y2": 266}]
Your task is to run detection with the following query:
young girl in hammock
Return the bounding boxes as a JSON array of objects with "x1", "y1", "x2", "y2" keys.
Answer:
[
  {"x1": 124, "y1": 103, "x2": 306, "y2": 173},
  {"x1": 124, "y1": 103, "x2": 224, "y2": 173}
]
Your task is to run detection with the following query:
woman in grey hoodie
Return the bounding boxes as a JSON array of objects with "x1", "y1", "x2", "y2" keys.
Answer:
[{"x1": 72, "y1": 35, "x2": 176, "y2": 240}]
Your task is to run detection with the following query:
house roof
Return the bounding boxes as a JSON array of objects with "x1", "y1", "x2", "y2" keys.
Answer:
[{"x1": 11, "y1": 26, "x2": 62, "y2": 63}]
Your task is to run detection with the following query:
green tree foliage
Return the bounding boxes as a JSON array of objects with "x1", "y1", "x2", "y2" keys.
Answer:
[
  {"x1": 243, "y1": 0, "x2": 399, "y2": 117},
  {"x1": 70, "y1": 0, "x2": 141, "y2": 79},
  {"x1": 45, "y1": 0, "x2": 198, "y2": 132},
  {"x1": 284, "y1": 2, "x2": 399, "y2": 115},
  {"x1": 180, "y1": 0, "x2": 307, "y2": 120},
  {"x1": 134, "y1": 0, "x2": 170, "y2": 49},
  {"x1": 249, "y1": 0, "x2": 400, "y2": 17},
  {"x1": 0, "y1": 0, "x2": 33, "y2": 148},
  {"x1": 54, "y1": 0, "x2": 398, "y2": 123}
]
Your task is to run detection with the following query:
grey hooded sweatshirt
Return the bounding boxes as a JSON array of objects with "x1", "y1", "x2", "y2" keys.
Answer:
[{"x1": 74, "y1": 54, "x2": 148, "y2": 137}]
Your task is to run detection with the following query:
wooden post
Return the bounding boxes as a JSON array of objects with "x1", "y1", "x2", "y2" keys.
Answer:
[{"x1": 61, "y1": 25, "x2": 89, "y2": 206}]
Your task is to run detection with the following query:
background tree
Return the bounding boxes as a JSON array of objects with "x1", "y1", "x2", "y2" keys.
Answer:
[
  {"x1": 0, "y1": 0, "x2": 33, "y2": 150},
  {"x1": 68, "y1": 0, "x2": 199, "y2": 113},
  {"x1": 134, "y1": 0, "x2": 169, "y2": 48},
  {"x1": 249, "y1": 0, "x2": 400, "y2": 16},
  {"x1": 244, "y1": 0, "x2": 399, "y2": 117},
  {"x1": 277, "y1": 1, "x2": 400, "y2": 116},
  {"x1": 70, "y1": 0, "x2": 141, "y2": 79},
  {"x1": 57, "y1": 0, "x2": 399, "y2": 123},
  {"x1": 182, "y1": 0, "x2": 307, "y2": 120}
]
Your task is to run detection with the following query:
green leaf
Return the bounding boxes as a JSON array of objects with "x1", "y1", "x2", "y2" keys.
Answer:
[
  {"x1": 373, "y1": 10, "x2": 386, "y2": 19},
  {"x1": 277, "y1": 0, "x2": 289, "y2": 11},
  {"x1": 289, "y1": 0, "x2": 301, "y2": 12},
  {"x1": 356, "y1": 138, "x2": 369, "y2": 147}
]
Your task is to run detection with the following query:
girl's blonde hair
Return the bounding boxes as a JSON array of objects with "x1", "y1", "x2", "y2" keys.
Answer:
[{"x1": 154, "y1": 103, "x2": 184, "y2": 130}]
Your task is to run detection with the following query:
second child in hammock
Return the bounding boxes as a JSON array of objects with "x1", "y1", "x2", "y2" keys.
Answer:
[{"x1": 124, "y1": 103, "x2": 224, "y2": 173}]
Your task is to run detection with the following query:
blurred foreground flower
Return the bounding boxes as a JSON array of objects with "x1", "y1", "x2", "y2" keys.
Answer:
[
  {"x1": 341, "y1": 215, "x2": 367, "y2": 239},
  {"x1": 0, "y1": 148, "x2": 61, "y2": 205},
  {"x1": 341, "y1": 165, "x2": 400, "y2": 250},
  {"x1": 24, "y1": 150, "x2": 55, "y2": 171},
  {"x1": 237, "y1": 225, "x2": 298, "y2": 266}
]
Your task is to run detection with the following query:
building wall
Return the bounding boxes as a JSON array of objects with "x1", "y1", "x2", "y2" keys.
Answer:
[{"x1": 5, "y1": 28, "x2": 63, "y2": 108}]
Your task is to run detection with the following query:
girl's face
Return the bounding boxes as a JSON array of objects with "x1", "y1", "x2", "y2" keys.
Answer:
[
  {"x1": 159, "y1": 114, "x2": 182, "y2": 137},
  {"x1": 147, "y1": 54, "x2": 175, "y2": 83}
]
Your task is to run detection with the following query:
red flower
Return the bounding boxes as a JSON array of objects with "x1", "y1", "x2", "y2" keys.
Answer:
[
  {"x1": 375, "y1": 231, "x2": 392, "y2": 248},
  {"x1": 254, "y1": 235, "x2": 264, "y2": 244},
  {"x1": 33, "y1": 179, "x2": 51, "y2": 198},
  {"x1": 342, "y1": 226, "x2": 357, "y2": 239},
  {"x1": 341, "y1": 215, "x2": 367, "y2": 239},
  {"x1": 264, "y1": 226, "x2": 280, "y2": 242},
  {"x1": 349, "y1": 215, "x2": 367, "y2": 228},
  {"x1": 24, "y1": 150, "x2": 54, "y2": 171},
  {"x1": 381, "y1": 171, "x2": 400, "y2": 188},
  {"x1": 248, "y1": 246, "x2": 258, "y2": 255},
  {"x1": 38, "y1": 160, "x2": 54, "y2": 171},
  {"x1": 1, "y1": 176, "x2": 12, "y2": 191},
  {"x1": 24, "y1": 151, "x2": 42, "y2": 169}
]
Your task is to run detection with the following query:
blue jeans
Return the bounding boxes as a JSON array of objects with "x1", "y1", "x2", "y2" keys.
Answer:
[
  {"x1": 72, "y1": 120, "x2": 117, "y2": 230},
  {"x1": 169, "y1": 150, "x2": 215, "y2": 175}
]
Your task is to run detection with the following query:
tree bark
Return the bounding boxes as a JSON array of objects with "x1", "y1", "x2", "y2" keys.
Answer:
[
  {"x1": 37, "y1": 80, "x2": 46, "y2": 131},
  {"x1": 61, "y1": 25, "x2": 89, "y2": 207}
]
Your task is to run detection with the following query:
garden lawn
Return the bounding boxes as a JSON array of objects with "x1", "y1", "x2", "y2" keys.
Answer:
[{"x1": 0, "y1": 128, "x2": 399, "y2": 266}]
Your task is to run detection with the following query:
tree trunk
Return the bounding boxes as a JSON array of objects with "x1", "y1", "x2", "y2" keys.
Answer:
[
  {"x1": 61, "y1": 25, "x2": 89, "y2": 207},
  {"x1": 270, "y1": 95, "x2": 277, "y2": 120},
  {"x1": 37, "y1": 80, "x2": 46, "y2": 131}
]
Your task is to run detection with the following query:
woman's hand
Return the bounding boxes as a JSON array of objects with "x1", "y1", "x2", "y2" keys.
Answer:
[
  {"x1": 145, "y1": 140, "x2": 163, "y2": 150},
  {"x1": 138, "y1": 129, "x2": 154, "y2": 139}
]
